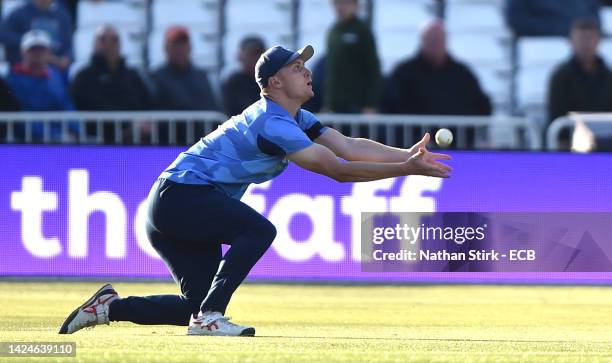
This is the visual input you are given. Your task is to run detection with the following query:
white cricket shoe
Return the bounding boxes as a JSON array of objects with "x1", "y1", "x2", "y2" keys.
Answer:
[
  {"x1": 187, "y1": 311, "x2": 255, "y2": 336},
  {"x1": 58, "y1": 283, "x2": 119, "y2": 334}
]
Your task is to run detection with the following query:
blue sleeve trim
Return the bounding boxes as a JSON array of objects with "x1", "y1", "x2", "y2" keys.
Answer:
[{"x1": 304, "y1": 121, "x2": 326, "y2": 141}]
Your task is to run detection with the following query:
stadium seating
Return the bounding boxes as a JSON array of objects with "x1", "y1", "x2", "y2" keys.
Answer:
[
  {"x1": 4, "y1": 0, "x2": 603, "y2": 118},
  {"x1": 73, "y1": 0, "x2": 147, "y2": 72},
  {"x1": 226, "y1": 0, "x2": 292, "y2": 29},
  {"x1": 445, "y1": 0, "x2": 511, "y2": 109},
  {"x1": 599, "y1": 38, "x2": 612, "y2": 65},
  {"x1": 151, "y1": 0, "x2": 220, "y2": 34},
  {"x1": 516, "y1": 37, "x2": 569, "y2": 110},
  {"x1": 150, "y1": 0, "x2": 222, "y2": 71},
  {"x1": 373, "y1": 0, "x2": 434, "y2": 32},
  {"x1": 472, "y1": 66, "x2": 511, "y2": 110},
  {"x1": 372, "y1": 0, "x2": 434, "y2": 74},
  {"x1": 77, "y1": 0, "x2": 147, "y2": 31},
  {"x1": 297, "y1": 0, "x2": 335, "y2": 68},
  {"x1": 223, "y1": 0, "x2": 294, "y2": 73},
  {"x1": 448, "y1": 34, "x2": 508, "y2": 66},
  {"x1": 445, "y1": 0, "x2": 508, "y2": 35},
  {"x1": 376, "y1": 33, "x2": 420, "y2": 75},
  {"x1": 0, "y1": 44, "x2": 7, "y2": 77},
  {"x1": 448, "y1": 33, "x2": 511, "y2": 107},
  {"x1": 299, "y1": 0, "x2": 336, "y2": 34},
  {"x1": 0, "y1": 0, "x2": 23, "y2": 19},
  {"x1": 73, "y1": 26, "x2": 145, "y2": 65},
  {"x1": 602, "y1": 6, "x2": 612, "y2": 37},
  {"x1": 148, "y1": 27, "x2": 219, "y2": 70}
]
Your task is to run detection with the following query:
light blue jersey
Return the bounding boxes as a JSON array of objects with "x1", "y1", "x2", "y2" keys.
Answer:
[{"x1": 161, "y1": 97, "x2": 328, "y2": 199}]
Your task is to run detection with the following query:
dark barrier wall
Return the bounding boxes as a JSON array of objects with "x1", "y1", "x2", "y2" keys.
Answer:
[{"x1": 1, "y1": 146, "x2": 611, "y2": 283}]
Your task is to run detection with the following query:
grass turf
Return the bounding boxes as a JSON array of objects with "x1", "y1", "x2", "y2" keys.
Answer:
[{"x1": 0, "y1": 282, "x2": 611, "y2": 362}]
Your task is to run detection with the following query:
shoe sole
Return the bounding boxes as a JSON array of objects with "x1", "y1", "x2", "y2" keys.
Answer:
[
  {"x1": 58, "y1": 283, "x2": 116, "y2": 334},
  {"x1": 187, "y1": 327, "x2": 256, "y2": 337},
  {"x1": 240, "y1": 328, "x2": 255, "y2": 337}
]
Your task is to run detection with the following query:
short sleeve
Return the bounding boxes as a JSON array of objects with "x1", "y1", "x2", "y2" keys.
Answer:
[
  {"x1": 298, "y1": 109, "x2": 329, "y2": 141},
  {"x1": 257, "y1": 116, "x2": 314, "y2": 156}
]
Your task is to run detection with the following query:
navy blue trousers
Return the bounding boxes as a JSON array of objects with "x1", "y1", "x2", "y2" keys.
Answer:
[{"x1": 108, "y1": 178, "x2": 276, "y2": 325}]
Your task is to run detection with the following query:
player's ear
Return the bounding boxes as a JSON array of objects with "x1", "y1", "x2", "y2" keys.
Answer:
[{"x1": 268, "y1": 75, "x2": 282, "y2": 89}]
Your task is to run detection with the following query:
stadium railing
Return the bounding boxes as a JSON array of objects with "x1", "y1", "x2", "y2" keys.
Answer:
[
  {"x1": 317, "y1": 113, "x2": 541, "y2": 150},
  {"x1": 547, "y1": 113, "x2": 612, "y2": 151},
  {"x1": 0, "y1": 111, "x2": 228, "y2": 145},
  {"x1": 0, "y1": 111, "x2": 541, "y2": 150}
]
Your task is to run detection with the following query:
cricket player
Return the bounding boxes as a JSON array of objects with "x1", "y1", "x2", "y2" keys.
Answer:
[{"x1": 59, "y1": 45, "x2": 452, "y2": 336}]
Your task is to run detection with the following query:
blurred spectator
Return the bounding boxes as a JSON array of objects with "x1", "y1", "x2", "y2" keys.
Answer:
[
  {"x1": 71, "y1": 25, "x2": 151, "y2": 111},
  {"x1": 505, "y1": 0, "x2": 601, "y2": 37},
  {"x1": 548, "y1": 18, "x2": 612, "y2": 149},
  {"x1": 7, "y1": 30, "x2": 73, "y2": 111},
  {"x1": 221, "y1": 36, "x2": 265, "y2": 116},
  {"x1": 0, "y1": 0, "x2": 73, "y2": 70},
  {"x1": 324, "y1": 0, "x2": 381, "y2": 113},
  {"x1": 6, "y1": 30, "x2": 75, "y2": 140},
  {"x1": 0, "y1": 77, "x2": 20, "y2": 111},
  {"x1": 382, "y1": 20, "x2": 491, "y2": 116},
  {"x1": 150, "y1": 26, "x2": 218, "y2": 111}
]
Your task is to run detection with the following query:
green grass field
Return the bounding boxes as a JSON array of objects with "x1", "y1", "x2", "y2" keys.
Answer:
[{"x1": 1, "y1": 282, "x2": 612, "y2": 362}]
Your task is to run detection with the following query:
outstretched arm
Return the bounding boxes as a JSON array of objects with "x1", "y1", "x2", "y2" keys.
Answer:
[
  {"x1": 315, "y1": 128, "x2": 432, "y2": 163},
  {"x1": 287, "y1": 142, "x2": 452, "y2": 183}
]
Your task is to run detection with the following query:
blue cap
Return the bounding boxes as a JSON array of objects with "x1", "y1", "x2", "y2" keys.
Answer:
[{"x1": 255, "y1": 44, "x2": 314, "y2": 89}]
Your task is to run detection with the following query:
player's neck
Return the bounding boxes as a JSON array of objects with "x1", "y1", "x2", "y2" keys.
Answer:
[{"x1": 264, "y1": 92, "x2": 301, "y2": 117}]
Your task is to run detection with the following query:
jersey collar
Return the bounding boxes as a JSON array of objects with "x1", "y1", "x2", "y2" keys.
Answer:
[{"x1": 262, "y1": 96, "x2": 301, "y2": 123}]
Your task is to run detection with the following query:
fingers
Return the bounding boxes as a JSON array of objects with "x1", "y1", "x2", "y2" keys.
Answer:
[
  {"x1": 420, "y1": 133, "x2": 430, "y2": 145},
  {"x1": 418, "y1": 147, "x2": 452, "y2": 161},
  {"x1": 435, "y1": 168, "x2": 451, "y2": 178},
  {"x1": 428, "y1": 151, "x2": 452, "y2": 160},
  {"x1": 423, "y1": 160, "x2": 452, "y2": 178},
  {"x1": 433, "y1": 161, "x2": 453, "y2": 173},
  {"x1": 412, "y1": 147, "x2": 453, "y2": 178},
  {"x1": 433, "y1": 164, "x2": 452, "y2": 177}
]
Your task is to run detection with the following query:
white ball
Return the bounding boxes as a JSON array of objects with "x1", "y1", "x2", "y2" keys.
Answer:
[{"x1": 435, "y1": 128, "x2": 453, "y2": 147}]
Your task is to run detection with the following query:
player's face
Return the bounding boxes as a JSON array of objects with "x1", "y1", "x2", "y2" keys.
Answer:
[
  {"x1": 23, "y1": 46, "x2": 50, "y2": 68},
  {"x1": 239, "y1": 47, "x2": 264, "y2": 75},
  {"x1": 421, "y1": 23, "x2": 447, "y2": 66},
  {"x1": 34, "y1": 0, "x2": 53, "y2": 10},
  {"x1": 166, "y1": 40, "x2": 191, "y2": 67},
  {"x1": 94, "y1": 28, "x2": 121, "y2": 60},
  {"x1": 333, "y1": 0, "x2": 358, "y2": 22},
  {"x1": 571, "y1": 28, "x2": 600, "y2": 63},
  {"x1": 277, "y1": 59, "x2": 314, "y2": 102}
]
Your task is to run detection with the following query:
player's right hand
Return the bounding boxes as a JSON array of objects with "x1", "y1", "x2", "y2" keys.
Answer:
[{"x1": 404, "y1": 147, "x2": 452, "y2": 178}]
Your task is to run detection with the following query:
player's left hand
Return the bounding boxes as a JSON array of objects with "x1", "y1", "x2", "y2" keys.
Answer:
[
  {"x1": 408, "y1": 133, "x2": 432, "y2": 156},
  {"x1": 407, "y1": 147, "x2": 453, "y2": 178},
  {"x1": 405, "y1": 134, "x2": 453, "y2": 178}
]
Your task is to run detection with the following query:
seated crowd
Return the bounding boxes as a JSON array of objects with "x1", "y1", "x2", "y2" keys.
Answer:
[{"x1": 0, "y1": 0, "x2": 611, "y2": 149}]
